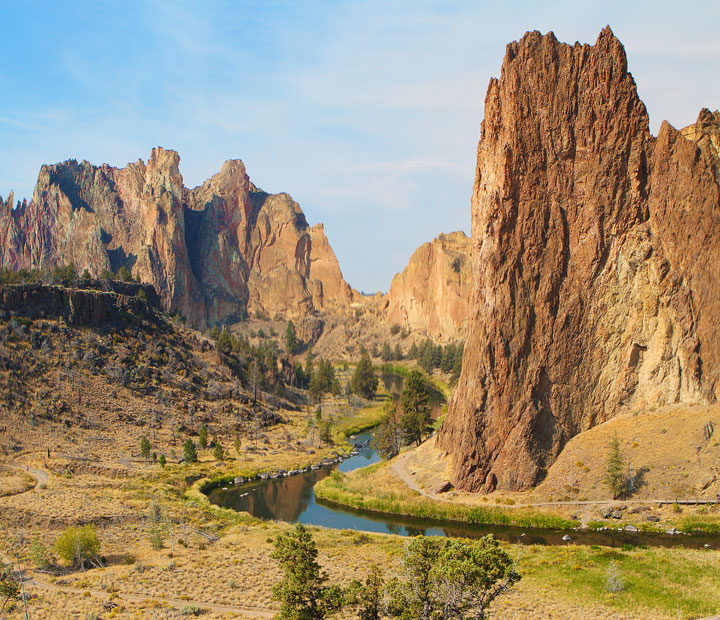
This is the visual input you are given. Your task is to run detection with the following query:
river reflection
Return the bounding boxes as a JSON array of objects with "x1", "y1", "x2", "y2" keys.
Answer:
[{"x1": 207, "y1": 430, "x2": 720, "y2": 549}]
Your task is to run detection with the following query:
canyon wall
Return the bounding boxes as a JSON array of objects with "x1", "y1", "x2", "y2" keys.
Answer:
[
  {"x1": 383, "y1": 231, "x2": 472, "y2": 341},
  {"x1": 0, "y1": 149, "x2": 355, "y2": 325},
  {"x1": 437, "y1": 28, "x2": 720, "y2": 492}
]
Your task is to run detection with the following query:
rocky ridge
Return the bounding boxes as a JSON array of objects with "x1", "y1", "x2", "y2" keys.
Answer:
[
  {"x1": 0, "y1": 150, "x2": 356, "y2": 325},
  {"x1": 383, "y1": 231, "x2": 472, "y2": 341},
  {"x1": 437, "y1": 28, "x2": 720, "y2": 492}
]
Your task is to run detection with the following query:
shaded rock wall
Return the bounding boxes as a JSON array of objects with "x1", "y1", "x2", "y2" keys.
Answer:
[
  {"x1": 0, "y1": 283, "x2": 158, "y2": 327},
  {"x1": 437, "y1": 28, "x2": 720, "y2": 492}
]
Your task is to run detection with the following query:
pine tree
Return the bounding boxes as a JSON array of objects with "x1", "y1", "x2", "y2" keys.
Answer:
[
  {"x1": 213, "y1": 442, "x2": 224, "y2": 461},
  {"x1": 604, "y1": 433, "x2": 626, "y2": 499},
  {"x1": 371, "y1": 405, "x2": 401, "y2": 460},
  {"x1": 199, "y1": 424, "x2": 209, "y2": 449},
  {"x1": 140, "y1": 436, "x2": 152, "y2": 461},
  {"x1": 271, "y1": 523, "x2": 344, "y2": 619},
  {"x1": 286, "y1": 320, "x2": 297, "y2": 354},
  {"x1": 183, "y1": 439, "x2": 198, "y2": 464},
  {"x1": 399, "y1": 370, "x2": 431, "y2": 447},
  {"x1": 350, "y1": 353, "x2": 378, "y2": 399},
  {"x1": 381, "y1": 342, "x2": 393, "y2": 362}
]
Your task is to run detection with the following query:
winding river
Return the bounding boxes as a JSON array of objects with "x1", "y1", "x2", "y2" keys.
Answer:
[{"x1": 206, "y1": 429, "x2": 719, "y2": 549}]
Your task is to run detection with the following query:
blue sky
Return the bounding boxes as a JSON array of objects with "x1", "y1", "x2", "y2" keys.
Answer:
[{"x1": 1, "y1": 1, "x2": 718, "y2": 292}]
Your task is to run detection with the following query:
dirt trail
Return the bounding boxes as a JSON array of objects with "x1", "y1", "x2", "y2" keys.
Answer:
[
  {"x1": 391, "y1": 450, "x2": 720, "y2": 508},
  {"x1": 5, "y1": 460, "x2": 49, "y2": 490}
]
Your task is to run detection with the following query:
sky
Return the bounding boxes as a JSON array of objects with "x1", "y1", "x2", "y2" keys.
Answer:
[{"x1": 1, "y1": 1, "x2": 718, "y2": 293}]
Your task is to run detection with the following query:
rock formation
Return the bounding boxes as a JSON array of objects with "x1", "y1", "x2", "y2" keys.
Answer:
[
  {"x1": 0, "y1": 149, "x2": 355, "y2": 324},
  {"x1": 384, "y1": 231, "x2": 471, "y2": 340},
  {"x1": 0, "y1": 282, "x2": 159, "y2": 327},
  {"x1": 438, "y1": 28, "x2": 720, "y2": 492}
]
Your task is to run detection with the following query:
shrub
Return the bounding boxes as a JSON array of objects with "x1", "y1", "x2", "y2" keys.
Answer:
[
  {"x1": 180, "y1": 605, "x2": 202, "y2": 616},
  {"x1": 30, "y1": 537, "x2": 52, "y2": 567},
  {"x1": 605, "y1": 561, "x2": 624, "y2": 593},
  {"x1": 54, "y1": 525, "x2": 101, "y2": 568}
]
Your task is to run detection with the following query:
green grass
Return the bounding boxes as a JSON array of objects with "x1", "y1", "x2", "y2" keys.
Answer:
[
  {"x1": 331, "y1": 402, "x2": 387, "y2": 440},
  {"x1": 378, "y1": 362, "x2": 451, "y2": 400},
  {"x1": 679, "y1": 514, "x2": 720, "y2": 533},
  {"x1": 519, "y1": 544, "x2": 720, "y2": 618},
  {"x1": 315, "y1": 464, "x2": 579, "y2": 530}
]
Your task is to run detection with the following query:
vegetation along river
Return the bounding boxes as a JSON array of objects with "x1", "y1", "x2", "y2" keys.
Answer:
[{"x1": 207, "y1": 430, "x2": 719, "y2": 549}]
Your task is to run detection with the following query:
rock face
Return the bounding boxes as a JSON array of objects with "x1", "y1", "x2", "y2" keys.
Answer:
[
  {"x1": 437, "y1": 28, "x2": 720, "y2": 492},
  {"x1": 0, "y1": 149, "x2": 355, "y2": 324},
  {"x1": 384, "y1": 231, "x2": 471, "y2": 340},
  {"x1": 0, "y1": 283, "x2": 159, "y2": 327}
]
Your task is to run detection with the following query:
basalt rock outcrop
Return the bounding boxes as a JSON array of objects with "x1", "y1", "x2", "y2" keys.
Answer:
[
  {"x1": 437, "y1": 28, "x2": 720, "y2": 492},
  {"x1": 0, "y1": 283, "x2": 159, "y2": 327},
  {"x1": 0, "y1": 149, "x2": 355, "y2": 324},
  {"x1": 383, "y1": 231, "x2": 472, "y2": 340}
]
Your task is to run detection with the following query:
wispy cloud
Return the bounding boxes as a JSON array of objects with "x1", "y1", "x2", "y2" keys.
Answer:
[{"x1": 0, "y1": 0, "x2": 718, "y2": 291}]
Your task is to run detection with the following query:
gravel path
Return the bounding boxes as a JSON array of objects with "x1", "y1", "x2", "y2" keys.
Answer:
[
  {"x1": 390, "y1": 450, "x2": 720, "y2": 508},
  {"x1": 5, "y1": 459, "x2": 49, "y2": 489}
]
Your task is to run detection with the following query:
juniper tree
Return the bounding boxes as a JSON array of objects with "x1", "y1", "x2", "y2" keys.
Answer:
[
  {"x1": 183, "y1": 438, "x2": 198, "y2": 464},
  {"x1": 604, "y1": 433, "x2": 626, "y2": 499},
  {"x1": 271, "y1": 523, "x2": 344, "y2": 620},
  {"x1": 140, "y1": 435, "x2": 152, "y2": 460}
]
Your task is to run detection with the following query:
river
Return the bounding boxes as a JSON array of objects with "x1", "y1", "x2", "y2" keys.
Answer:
[{"x1": 206, "y1": 429, "x2": 719, "y2": 549}]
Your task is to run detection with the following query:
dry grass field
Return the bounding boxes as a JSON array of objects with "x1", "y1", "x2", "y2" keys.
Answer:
[{"x1": 1, "y1": 314, "x2": 719, "y2": 619}]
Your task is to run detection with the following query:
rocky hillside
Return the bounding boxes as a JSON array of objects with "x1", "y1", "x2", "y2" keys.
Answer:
[
  {"x1": 382, "y1": 231, "x2": 471, "y2": 341},
  {"x1": 0, "y1": 149, "x2": 356, "y2": 325},
  {"x1": 438, "y1": 27, "x2": 720, "y2": 492}
]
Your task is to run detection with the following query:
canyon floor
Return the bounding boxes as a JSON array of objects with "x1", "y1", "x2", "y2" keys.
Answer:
[{"x1": 2, "y1": 401, "x2": 719, "y2": 619}]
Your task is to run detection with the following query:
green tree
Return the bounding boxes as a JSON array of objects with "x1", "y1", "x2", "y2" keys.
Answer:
[
  {"x1": 51, "y1": 262, "x2": 77, "y2": 286},
  {"x1": 0, "y1": 566, "x2": 20, "y2": 614},
  {"x1": 604, "y1": 433, "x2": 626, "y2": 499},
  {"x1": 216, "y1": 329, "x2": 232, "y2": 354},
  {"x1": 116, "y1": 266, "x2": 132, "y2": 282},
  {"x1": 271, "y1": 523, "x2": 344, "y2": 620},
  {"x1": 286, "y1": 320, "x2": 297, "y2": 354},
  {"x1": 158, "y1": 454, "x2": 166, "y2": 467},
  {"x1": 213, "y1": 442, "x2": 225, "y2": 461},
  {"x1": 386, "y1": 535, "x2": 520, "y2": 620},
  {"x1": 357, "y1": 565, "x2": 384, "y2": 620},
  {"x1": 30, "y1": 537, "x2": 52, "y2": 568},
  {"x1": 199, "y1": 425, "x2": 209, "y2": 449},
  {"x1": 54, "y1": 525, "x2": 101, "y2": 569},
  {"x1": 99, "y1": 268, "x2": 114, "y2": 281},
  {"x1": 140, "y1": 435, "x2": 152, "y2": 460},
  {"x1": 393, "y1": 344, "x2": 403, "y2": 361},
  {"x1": 350, "y1": 353, "x2": 378, "y2": 400},
  {"x1": 81, "y1": 268, "x2": 91, "y2": 280},
  {"x1": 441, "y1": 344, "x2": 456, "y2": 373},
  {"x1": 183, "y1": 438, "x2": 198, "y2": 464},
  {"x1": 149, "y1": 522, "x2": 167, "y2": 558},
  {"x1": 320, "y1": 421, "x2": 333, "y2": 445},
  {"x1": 381, "y1": 342, "x2": 393, "y2": 362},
  {"x1": 371, "y1": 404, "x2": 401, "y2": 460},
  {"x1": 399, "y1": 371, "x2": 431, "y2": 447},
  {"x1": 407, "y1": 342, "x2": 419, "y2": 359}
]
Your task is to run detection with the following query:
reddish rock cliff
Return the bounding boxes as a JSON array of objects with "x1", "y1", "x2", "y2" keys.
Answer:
[
  {"x1": 0, "y1": 149, "x2": 355, "y2": 324},
  {"x1": 437, "y1": 28, "x2": 720, "y2": 492},
  {"x1": 384, "y1": 231, "x2": 471, "y2": 340}
]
